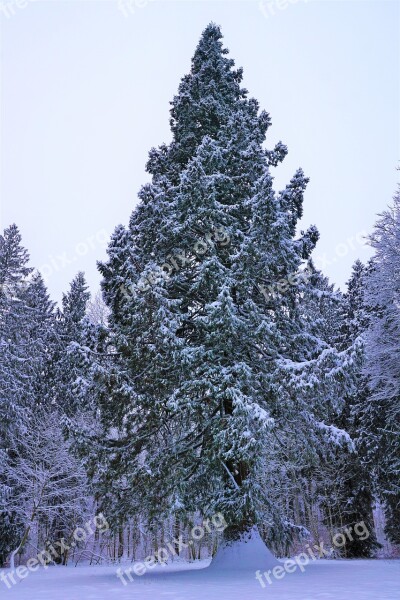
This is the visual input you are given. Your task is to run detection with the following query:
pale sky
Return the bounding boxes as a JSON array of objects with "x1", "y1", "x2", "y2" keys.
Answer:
[{"x1": 1, "y1": 0, "x2": 399, "y2": 302}]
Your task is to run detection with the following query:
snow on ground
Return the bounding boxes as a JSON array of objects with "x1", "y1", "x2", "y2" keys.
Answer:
[
  {"x1": 208, "y1": 527, "x2": 277, "y2": 571},
  {"x1": 1, "y1": 558, "x2": 399, "y2": 600}
]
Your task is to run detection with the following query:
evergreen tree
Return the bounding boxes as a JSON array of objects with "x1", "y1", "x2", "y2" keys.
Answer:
[
  {"x1": 0, "y1": 225, "x2": 32, "y2": 565},
  {"x1": 0, "y1": 225, "x2": 33, "y2": 433},
  {"x1": 0, "y1": 226, "x2": 58, "y2": 565},
  {"x1": 52, "y1": 272, "x2": 91, "y2": 416},
  {"x1": 317, "y1": 261, "x2": 379, "y2": 556},
  {"x1": 80, "y1": 24, "x2": 356, "y2": 554}
]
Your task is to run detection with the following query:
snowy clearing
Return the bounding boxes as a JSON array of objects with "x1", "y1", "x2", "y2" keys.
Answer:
[{"x1": 1, "y1": 559, "x2": 399, "y2": 600}]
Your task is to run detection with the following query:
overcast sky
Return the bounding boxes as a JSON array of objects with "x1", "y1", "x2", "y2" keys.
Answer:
[{"x1": 1, "y1": 0, "x2": 399, "y2": 303}]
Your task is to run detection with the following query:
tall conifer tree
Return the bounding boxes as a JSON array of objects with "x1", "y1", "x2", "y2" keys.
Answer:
[{"x1": 87, "y1": 25, "x2": 356, "y2": 552}]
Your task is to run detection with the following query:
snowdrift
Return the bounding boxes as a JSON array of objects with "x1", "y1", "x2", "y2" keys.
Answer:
[{"x1": 208, "y1": 527, "x2": 277, "y2": 572}]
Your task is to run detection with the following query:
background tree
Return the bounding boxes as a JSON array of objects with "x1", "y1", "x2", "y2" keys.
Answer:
[
  {"x1": 0, "y1": 225, "x2": 34, "y2": 566},
  {"x1": 3, "y1": 410, "x2": 88, "y2": 569},
  {"x1": 363, "y1": 186, "x2": 400, "y2": 545},
  {"x1": 315, "y1": 261, "x2": 379, "y2": 556},
  {"x1": 52, "y1": 273, "x2": 91, "y2": 417}
]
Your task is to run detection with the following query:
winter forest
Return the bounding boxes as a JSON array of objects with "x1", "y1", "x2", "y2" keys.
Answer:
[{"x1": 1, "y1": 6, "x2": 399, "y2": 600}]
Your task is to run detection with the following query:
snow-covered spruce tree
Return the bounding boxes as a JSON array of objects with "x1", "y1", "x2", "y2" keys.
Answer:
[
  {"x1": 315, "y1": 261, "x2": 379, "y2": 557},
  {"x1": 0, "y1": 225, "x2": 33, "y2": 437},
  {"x1": 0, "y1": 225, "x2": 60, "y2": 565},
  {"x1": 363, "y1": 186, "x2": 400, "y2": 545},
  {"x1": 263, "y1": 264, "x2": 343, "y2": 551},
  {"x1": 52, "y1": 272, "x2": 91, "y2": 416},
  {"x1": 260, "y1": 262, "x2": 369, "y2": 556},
  {"x1": 85, "y1": 24, "x2": 355, "y2": 556},
  {"x1": 0, "y1": 225, "x2": 34, "y2": 566}
]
